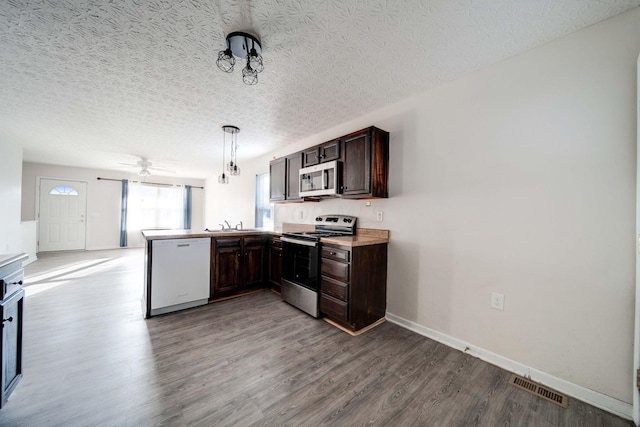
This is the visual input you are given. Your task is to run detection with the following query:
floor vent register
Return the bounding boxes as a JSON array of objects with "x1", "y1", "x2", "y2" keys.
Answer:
[{"x1": 508, "y1": 374, "x2": 569, "y2": 408}]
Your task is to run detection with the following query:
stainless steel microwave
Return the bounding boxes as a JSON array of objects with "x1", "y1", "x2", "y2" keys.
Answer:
[{"x1": 299, "y1": 160, "x2": 342, "y2": 197}]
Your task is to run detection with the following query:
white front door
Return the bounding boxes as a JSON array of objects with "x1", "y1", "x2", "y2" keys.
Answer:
[{"x1": 38, "y1": 179, "x2": 87, "y2": 252}]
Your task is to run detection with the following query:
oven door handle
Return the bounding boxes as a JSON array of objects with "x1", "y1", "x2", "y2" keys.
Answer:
[{"x1": 281, "y1": 236, "x2": 319, "y2": 247}]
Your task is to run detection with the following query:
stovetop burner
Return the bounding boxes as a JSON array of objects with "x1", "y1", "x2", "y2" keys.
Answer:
[{"x1": 282, "y1": 215, "x2": 357, "y2": 242}]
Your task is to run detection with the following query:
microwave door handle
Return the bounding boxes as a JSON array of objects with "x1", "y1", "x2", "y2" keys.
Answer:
[{"x1": 323, "y1": 169, "x2": 328, "y2": 190}]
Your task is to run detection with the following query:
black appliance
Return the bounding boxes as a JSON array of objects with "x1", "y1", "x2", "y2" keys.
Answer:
[{"x1": 280, "y1": 215, "x2": 357, "y2": 317}]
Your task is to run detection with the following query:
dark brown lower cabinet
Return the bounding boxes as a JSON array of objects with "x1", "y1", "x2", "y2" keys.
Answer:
[
  {"x1": 320, "y1": 243, "x2": 388, "y2": 332},
  {"x1": 1, "y1": 288, "x2": 24, "y2": 409},
  {"x1": 211, "y1": 236, "x2": 268, "y2": 299},
  {"x1": 269, "y1": 236, "x2": 282, "y2": 293}
]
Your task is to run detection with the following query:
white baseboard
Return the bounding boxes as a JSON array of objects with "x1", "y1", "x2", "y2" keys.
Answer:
[{"x1": 385, "y1": 312, "x2": 632, "y2": 421}]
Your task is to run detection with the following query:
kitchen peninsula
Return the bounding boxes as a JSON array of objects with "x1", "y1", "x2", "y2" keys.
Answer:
[{"x1": 141, "y1": 225, "x2": 389, "y2": 333}]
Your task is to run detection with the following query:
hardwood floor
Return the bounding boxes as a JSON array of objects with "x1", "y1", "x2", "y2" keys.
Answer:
[{"x1": 0, "y1": 249, "x2": 632, "y2": 426}]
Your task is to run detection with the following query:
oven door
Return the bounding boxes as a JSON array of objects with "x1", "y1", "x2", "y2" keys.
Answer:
[{"x1": 281, "y1": 239, "x2": 320, "y2": 292}]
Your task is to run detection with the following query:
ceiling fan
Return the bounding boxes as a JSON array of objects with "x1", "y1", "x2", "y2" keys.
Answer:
[{"x1": 119, "y1": 158, "x2": 175, "y2": 177}]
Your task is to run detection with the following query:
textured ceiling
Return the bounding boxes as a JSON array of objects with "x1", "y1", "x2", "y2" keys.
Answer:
[{"x1": 1, "y1": 0, "x2": 638, "y2": 178}]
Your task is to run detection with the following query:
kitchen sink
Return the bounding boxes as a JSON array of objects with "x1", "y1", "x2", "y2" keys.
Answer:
[{"x1": 205, "y1": 228, "x2": 257, "y2": 233}]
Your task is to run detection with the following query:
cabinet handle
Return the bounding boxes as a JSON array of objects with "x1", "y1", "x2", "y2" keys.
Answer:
[
  {"x1": 9, "y1": 280, "x2": 22, "y2": 286},
  {"x1": 2, "y1": 317, "x2": 13, "y2": 324},
  {"x1": 237, "y1": 253, "x2": 241, "y2": 257}
]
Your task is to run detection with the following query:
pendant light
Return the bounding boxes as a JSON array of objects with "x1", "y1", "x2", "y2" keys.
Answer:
[
  {"x1": 218, "y1": 125, "x2": 240, "y2": 184},
  {"x1": 218, "y1": 126, "x2": 229, "y2": 184},
  {"x1": 224, "y1": 125, "x2": 241, "y2": 176}
]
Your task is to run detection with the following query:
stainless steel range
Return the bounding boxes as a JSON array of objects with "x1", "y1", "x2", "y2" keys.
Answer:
[{"x1": 280, "y1": 215, "x2": 357, "y2": 317}]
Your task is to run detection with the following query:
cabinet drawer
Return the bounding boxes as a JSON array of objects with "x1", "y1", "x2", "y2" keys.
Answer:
[
  {"x1": 320, "y1": 293, "x2": 348, "y2": 322},
  {"x1": 321, "y1": 246, "x2": 350, "y2": 263},
  {"x1": 216, "y1": 238, "x2": 241, "y2": 248},
  {"x1": 321, "y1": 258, "x2": 350, "y2": 282},
  {"x1": 271, "y1": 237, "x2": 282, "y2": 248},
  {"x1": 244, "y1": 236, "x2": 267, "y2": 247},
  {"x1": 321, "y1": 276, "x2": 348, "y2": 302}
]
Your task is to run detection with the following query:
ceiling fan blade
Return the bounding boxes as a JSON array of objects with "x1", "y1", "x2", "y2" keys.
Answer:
[{"x1": 119, "y1": 162, "x2": 138, "y2": 167}]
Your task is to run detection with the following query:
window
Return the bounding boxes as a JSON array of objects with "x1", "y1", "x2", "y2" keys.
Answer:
[
  {"x1": 127, "y1": 183, "x2": 185, "y2": 231},
  {"x1": 49, "y1": 185, "x2": 78, "y2": 196},
  {"x1": 255, "y1": 173, "x2": 273, "y2": 228}
]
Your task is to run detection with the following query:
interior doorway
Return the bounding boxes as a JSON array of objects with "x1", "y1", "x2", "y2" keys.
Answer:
[{"x1": 37, "y1": 178, "x2": 87, "y2": 252}]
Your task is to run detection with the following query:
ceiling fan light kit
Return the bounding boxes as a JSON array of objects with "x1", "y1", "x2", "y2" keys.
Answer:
[{"x1": 216, "y1": 32, "x2": 264, "y2": 85}]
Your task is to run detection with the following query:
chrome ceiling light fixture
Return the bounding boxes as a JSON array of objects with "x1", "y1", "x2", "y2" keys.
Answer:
[
  {"x1": 216, "y1": 32, "x2": 264, "y2": 85},
  {"x1": 218, "y1": 125, "x2": 241, "y2": 184}
]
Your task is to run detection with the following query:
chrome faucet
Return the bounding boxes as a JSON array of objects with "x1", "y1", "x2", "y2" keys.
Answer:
[
  {"x1": 235, "y1": 221, "x2": 243, "y2": 230},
  {"x1": 224, "y1": 220, "x2": 231, "y2": 230}
]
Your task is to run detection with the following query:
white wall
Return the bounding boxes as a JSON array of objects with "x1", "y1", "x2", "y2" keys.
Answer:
[
  {"x1": 0, "y1": 141, "x2": 24, "y2": 254},
  {"x1": 22, "y1": 163, "x2": 205, "y2": 250},
  {"x1": 205, "y1": 8, "x2": 640, "y2": 409}
]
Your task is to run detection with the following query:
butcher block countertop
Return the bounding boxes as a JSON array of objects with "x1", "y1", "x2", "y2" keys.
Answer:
[{"x1": 142, "y1": 226, "x2": 389, "y2": 247}]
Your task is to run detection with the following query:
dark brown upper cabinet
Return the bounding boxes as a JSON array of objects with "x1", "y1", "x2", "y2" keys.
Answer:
[
  {"x1": 342, "y1": 127, "x2": 389, "y2": 198},
  {"x1": 269, "y1": 157, "x2": 287, "y2": 202},
  {"x1": 285, "y1": 152, "x2": 303, "y2": 201},
  {"x1": 269, "y1": 125, "x2": 389, "y2": 202},
  {"x1": 302, "y1": 139, "x2": 341, "y2": 167}
]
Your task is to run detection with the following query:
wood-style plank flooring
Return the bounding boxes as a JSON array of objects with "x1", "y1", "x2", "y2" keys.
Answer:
[{"x1": 0, "y1": 249, "x2": 632, "y2": 426}]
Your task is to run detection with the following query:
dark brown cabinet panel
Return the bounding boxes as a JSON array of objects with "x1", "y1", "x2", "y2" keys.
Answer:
[
  {"x1": 269, "y1": 237, "x2": 282, "y2": 292},
  {"x1": 321, "y1": 258, "x2": 350, "y2": 282},
  {"x1": 302, "y1": 147, "x2": 320, "y2": 167},
  {"x1": 211, "y1": 236, "x2": 269, "y2": 299},
  {"x1": 213, "y1": 238, "x2": 242, "y2": 295},
  {"x1": 342, "y1": 132, "x2": 370, "y2": 195},
  {"x1": 285, "y1": 153, "x2": 302, "y2": 201},
  {"x1": 243, "y1": 237, "x2": 268, "y2": 288},
  {"x1": 302, "y1": 139, "x2": 342, "y2": 167},
  {"x1": 320, "y1": 293, "x2": 348, "y2": 323},
  {"x1": 269, "y1": 157, "x2": 287, "y2": 202},
  {"x1": 342, "y1": 127, "x2": 389, "y2": 198},
  {"x1": 320, "y1": 243, "x2": 387, "y2": 332}
]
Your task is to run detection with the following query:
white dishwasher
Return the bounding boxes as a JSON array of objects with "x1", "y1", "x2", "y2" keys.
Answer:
[{"x1": 150, "y1": 238, "x2": 210, "y2": 316}]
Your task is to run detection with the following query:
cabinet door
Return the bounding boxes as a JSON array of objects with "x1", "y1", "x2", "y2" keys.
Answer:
[
  {"x1": 214, "y1": 240, "x2": 242, "y2": 294},
  {"x1": 319, "y1": 139, "x2": 341, "y2": 162},
  {"x1": 302, "y1": 147, "x2": 320, "y2": 167},
  {"x1": 243, "y1": 237, "x2": 267, "y2": 288},
  {"x1": 342, "y1": 131, "x2": 371, "y2": 196},
  {"x1": 1, "y1": 289, "x2": 23, "y2": 409},
  {"x1": 286, "y1": 153, "x2": 302, "y2": 200},
  {"x1": 269, "y1": 157, "x2": 287, "y2": 202}
]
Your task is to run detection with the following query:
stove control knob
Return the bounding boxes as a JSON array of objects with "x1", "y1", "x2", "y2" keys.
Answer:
[{"x1": 315, "y1": 217, "x2": 323, "y2": 221}]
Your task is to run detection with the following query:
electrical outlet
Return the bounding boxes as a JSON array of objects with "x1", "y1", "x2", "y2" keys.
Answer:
[
  {"x1": 376, "y1": 211, "x2": 383, "y2": 221},
  {"x1": 491, "y1": 292, "x2": 505, "y2": 311}
]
